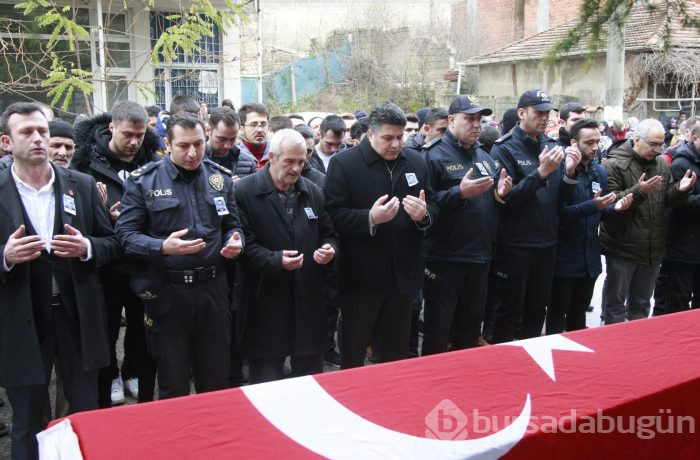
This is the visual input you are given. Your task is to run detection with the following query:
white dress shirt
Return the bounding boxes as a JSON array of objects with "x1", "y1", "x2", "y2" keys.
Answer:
[{"x1": 2, "y1": 164, "x2": 91, "y2": 272}]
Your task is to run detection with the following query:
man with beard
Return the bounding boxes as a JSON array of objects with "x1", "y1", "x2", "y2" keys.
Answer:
[
  {"x1": 547, "y1": 119, "x2": 633, "y2": 334},
  {"x1": 205, "y1": 107, "x2": 256, "y2": 179},
  {"x1": 238, "y1": 103, "x2": 271, "y2": 169},
  {"x1": 72, "y1": 101, "x2": 161, "y2": 406},
  {"x1": 47, "y1": 120, "x2": 76, "y2": 168},
  {"x1": 235, "y1": 129, "x2": 337, "y2": 383}
]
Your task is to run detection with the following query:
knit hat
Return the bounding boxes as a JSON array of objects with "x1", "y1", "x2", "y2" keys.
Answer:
[{"x1": 49, "y1": 120, "x2": 75, "y2": 140}]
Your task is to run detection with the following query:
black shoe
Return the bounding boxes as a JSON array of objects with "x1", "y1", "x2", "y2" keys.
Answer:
[
  {"x1": 324, "y1": 349, "x2": 341, "y2": 368},
  {"x1": 586, "y1": 305, "x2": 594, "y2": 312},
  {"x1": 0, "y1": 422, "x2": 8, "y2": 438}
]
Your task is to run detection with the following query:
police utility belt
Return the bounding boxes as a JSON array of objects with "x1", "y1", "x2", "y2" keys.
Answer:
[{"x1": 166, "y1": 264, "x2": 223, "y2": 285}]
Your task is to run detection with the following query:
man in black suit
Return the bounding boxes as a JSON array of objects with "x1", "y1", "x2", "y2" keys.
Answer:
[
  {"x1": 0, "y1": 102, "x2": 119, "y2": 460},
  {"x1": 324, "y1": 102, "x2": 437, "y2": 369}
]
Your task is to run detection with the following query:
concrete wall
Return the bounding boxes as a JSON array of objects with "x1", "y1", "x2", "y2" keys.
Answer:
[
  {"x1": 473, "y1": 55, "x2": 650, "y2": 120},
  {"x1": 239, "y1": 0, "x2": 453, "y2": 74}
]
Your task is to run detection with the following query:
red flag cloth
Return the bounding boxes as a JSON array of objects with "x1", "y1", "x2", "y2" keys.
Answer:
[{"x1": 44, "y1": 310, "x2": 700, "y2": 459}]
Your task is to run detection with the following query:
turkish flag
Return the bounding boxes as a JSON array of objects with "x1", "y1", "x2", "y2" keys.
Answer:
[{"x1": 41, "y1": 310, "x2": 700, "y2": 458}]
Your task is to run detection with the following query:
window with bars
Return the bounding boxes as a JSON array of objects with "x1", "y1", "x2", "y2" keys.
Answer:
[{"x1": 150, "y1": 11, "x2": 222, "y2": 110}]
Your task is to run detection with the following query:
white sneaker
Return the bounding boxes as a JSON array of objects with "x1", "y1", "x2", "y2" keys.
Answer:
[
  {"x1": 111, "y1": 378, "x2": 125, "y2": 405},
  {"x1": 123, "y1": 377, "x2": 139, "y2": 399}
]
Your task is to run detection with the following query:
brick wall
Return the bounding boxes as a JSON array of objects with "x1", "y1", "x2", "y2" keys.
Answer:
[
  {"x1": 452, "y1": 0, "x2": 529, "y2": 56},
  {"x1": 452, "y1": 0, "x2": 584, "y2": 56},
  {"x1": 523, "y1": 0, "x2": 538, "y2": 38}
]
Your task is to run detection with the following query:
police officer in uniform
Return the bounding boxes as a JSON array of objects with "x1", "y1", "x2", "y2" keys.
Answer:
[
  {"x1": 489, "y1": 89, "x2": 581, "y2": 343},
  {"x1": 115, "y1": 112, "x2": 244, "y2": 399},
  {"x1": 421, "y1": 95, "x2": 512, "y2": 355}
]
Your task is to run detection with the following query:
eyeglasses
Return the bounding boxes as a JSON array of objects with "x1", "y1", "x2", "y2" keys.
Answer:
[
  {"x1": 244, "y1": 122, "x2": 268, "y2": 130},
  {"x1": 640, "y1": 137, "x2": 664, "y2": 149}
]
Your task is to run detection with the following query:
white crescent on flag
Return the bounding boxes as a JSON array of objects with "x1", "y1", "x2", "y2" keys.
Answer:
[{"x1": 242, "y1": 375, "x2": 532, "y2": 459}]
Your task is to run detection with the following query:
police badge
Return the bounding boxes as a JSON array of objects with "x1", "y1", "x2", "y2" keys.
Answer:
[{"x1": 209, "y1": 173, "x2": 224, "y2": 191}]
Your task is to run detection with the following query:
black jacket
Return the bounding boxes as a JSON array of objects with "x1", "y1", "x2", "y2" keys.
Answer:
[
  {"x1": 302, "y1": 163, "x2": 326, "y2": 188},
  {"x1": 667, "y1": 141, "x2": 700, "y2": 263},
  {"x1": 423, "y1": 130, "x2": 501, "y2": 264},
  {"x1": 0, "y1": 165, "x2": 119, "y2": 385},
  {"x1": 235, "y1": 166, "x2": 337, "y2": 357},
  {"x1": 115, "y1": 158, "x2": 244, "y2": 317},
  {"x1": 403, "y1": 132, "x2": 441, "y2": 157},
  {"x1": 71, "y1": 113, "x2": 162, "y2": 209},
  {"x1": 308, "y1": 149, "x2": 327, "y2": 174},
  {"x1": 324, "y1": 136, "x2": 436, "y2": 295},
  {"x1": 491, "y1": 125, "x2": 578, "y2": 249},
  {"x1": 205, "y1": 144, "x2": 257, "y2": 178}
]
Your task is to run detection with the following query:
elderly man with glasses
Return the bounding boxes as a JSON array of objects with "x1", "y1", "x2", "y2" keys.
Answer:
[{"x1": 601, "y1": 118, "x2": 697, "y2": 325}]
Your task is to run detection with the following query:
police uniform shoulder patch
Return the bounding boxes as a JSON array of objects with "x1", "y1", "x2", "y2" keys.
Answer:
[
  {"x1": 204, "y1": 158, "x2": 233, "y2": 176},
  {"x1": 494, "y1": 133, "x2": 512, "y2": 144},
  {"x1": 130, "y1": 161, "x2": 158, "y2": 178}
]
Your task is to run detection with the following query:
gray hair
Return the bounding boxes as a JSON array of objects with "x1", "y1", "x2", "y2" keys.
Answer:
[
  {"x1": 270, "y1": 128, "x2": 306, "y2": 155},
  {"x1": 635, "y1": 119, "x2": 664, "y2": 139}
]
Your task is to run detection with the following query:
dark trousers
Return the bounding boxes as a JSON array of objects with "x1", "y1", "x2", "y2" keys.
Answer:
[
  {"x1": 603, "y1": 256, "x2": 660, "y2": 325},
  {"x1": 408, "y1": 290, "x2": 423, "y2": 357},
  {"x1": 665, "y1": 260, "x2": 700, "y2": 314},
  {"x1": 546, "y1": 276, "x2": 597, "y2": 334},
  {"x1": 339, "y1": 292, "x2": 414, "y2": 369},
  {"x1": 98, "y1": 274, "x2": 156, "y2": 407},
  {"x1": 6, "y1": 304, "x2": 98, "y2": 460},
  {"x1": 422, "y1": 262, "x2": 489, "y2": 355},
  {"x1": 226, "y1": 264, "x2": 245, "y2": 387},
  {"x1": 482, "y1": 264, "x2": 500, "y2": 343},
  {"x1": 491, "y1": 246, "x2": 557, "y2": 343},
  {"x1": 247, "y1": 354, "x2": 324, "y2": 385},
  {"x1": 146, "y1": 275, "x2": 231, "y2": 399},
  {"x1": 652, "y1": 262, "x2": 669, "y2": 316},
  {"x1": 323, "y1": 269, "x2": 340, "y2": 353}
]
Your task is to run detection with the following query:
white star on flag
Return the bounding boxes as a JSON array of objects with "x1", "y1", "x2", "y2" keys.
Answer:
[{"x1": 500, "y1": 335, "x2": 594, "y2": 381}]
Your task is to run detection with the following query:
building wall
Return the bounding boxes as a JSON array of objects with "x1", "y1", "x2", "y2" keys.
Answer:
[
  {"x1": 473, "y1": 55, "x2": 650, "y2": 120},
  {"x1": 452, "y1": 0, "x2": 524, "y2": 56},
  {"x1": 452, "y1": 0, "x2": 584, "y2": 55},
  {"x1": 239, "y1": 0, "x2": 452, "y2": 74}
]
